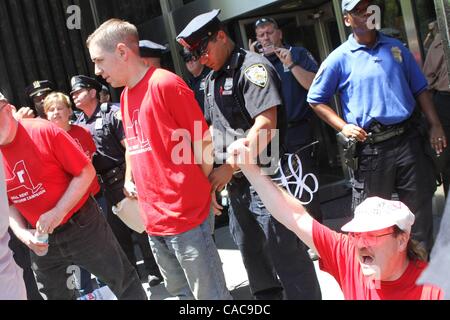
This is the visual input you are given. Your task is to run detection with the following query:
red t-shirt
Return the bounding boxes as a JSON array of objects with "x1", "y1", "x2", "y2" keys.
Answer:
[
  {"x1": 1, "y1": 119, "x2": 91, "y2": 228},
  {"x1": 312, "y1": 220, "x2": 443, "y2": 300},
  {"x1": 121, "y1": 67, "x2": 211, "y2": 236},
  {"x1": 67, "y1": 124, "x2": 101, "y2": 196}
]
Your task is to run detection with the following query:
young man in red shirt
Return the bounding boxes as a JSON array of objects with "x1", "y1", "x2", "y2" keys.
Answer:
[
  {"x1": 87, "y1": 19, "x2": 231, "y2": 300},
  {"x1": 0, "y1": 93, "x2": 146, "y2": 300},
  {"x1": 228, "y1": 138, "x2": 443, "y2": 300}
]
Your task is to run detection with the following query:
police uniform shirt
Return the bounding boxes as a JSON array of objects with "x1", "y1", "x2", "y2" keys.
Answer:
[
  {"x1": 307, "y1": 32, "x2": 428, "y2": 129},
  {"x1": 188, "y1": 66, "x2": 211, "y2": 115},
  {"x1": 75, "y1": 104, "x2": 125, "y2": 173},
  {"x1": 267, "y1": 45, "x2": 318, "y2": 122},
  {"x1": 205, "y1": 48, "x2": 286, "y2": 163}
]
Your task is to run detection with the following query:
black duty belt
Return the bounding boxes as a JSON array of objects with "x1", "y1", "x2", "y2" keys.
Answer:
[
  {"x1": 364, "y1": 121, "x2": 410, "y2": 145},
  {"x1": 97, "y1": 162, "x2": 126, "y2": 185}
]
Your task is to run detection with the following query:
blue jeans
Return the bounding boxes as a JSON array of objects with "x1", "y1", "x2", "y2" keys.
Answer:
[
  {"x1": 148, "y1": 216, "x2": 232, "y2": 300},
  {"x1": 30, "y1": 196, "x2": 147, "y2": 300},
  {"x1": 228, "y1": 177, "x2": 322, "y2": 300}
]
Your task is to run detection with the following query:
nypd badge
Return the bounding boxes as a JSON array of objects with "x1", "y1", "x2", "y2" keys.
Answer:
[
  {"x1": 244, "y1": 64, "x2": 268, "y2": 88},
  {"x1": 391, "y1": 47, "x2": 403, "y2": 63}
]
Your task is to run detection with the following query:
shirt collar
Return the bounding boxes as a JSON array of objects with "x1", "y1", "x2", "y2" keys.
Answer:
[{"x1": 348, "y1": 32, "x2": 388, "y2": 52}]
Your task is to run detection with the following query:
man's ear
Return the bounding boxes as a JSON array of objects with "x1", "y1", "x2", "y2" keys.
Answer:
[
  {"x1": 398, "y1": 233, "x2": 409, "y2": 252},
  {"x1": 116, "y1": 43, "x2": 128, "y2": 60},
  {"x1": 217, "y1": 30, "x2": 227, "y2": 43},
  {"x1": 344, "y1": 14, "x2": 351, "y2": 27}
]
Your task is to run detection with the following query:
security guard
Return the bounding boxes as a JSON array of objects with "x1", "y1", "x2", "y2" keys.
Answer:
[
  {"x1": 25, "y1": 80, "x2": 54, "y2": 118},
  {"x1": 177, "y1": 9, "x2": 321, "y2": 300},
  {"x1": 307, "y1": 0, "x2": 446, "y2": 253},
  {"x1": 139, "y1": 39, "x2": 167, "y2": 68},
  {"x1": 71, "y1": 75, "x2": 162, "y2": 286}
]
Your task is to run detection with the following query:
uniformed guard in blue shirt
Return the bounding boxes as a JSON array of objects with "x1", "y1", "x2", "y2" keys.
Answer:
[
  {"x1": 307, "y1": 0, "x2": 447, "y2": 253},
  {"x1": 71, "y1": 75, "x2": 162, "y2": 286},
  {"x1": 177, "y1": 9, "x2": 321, "y2": 300}
]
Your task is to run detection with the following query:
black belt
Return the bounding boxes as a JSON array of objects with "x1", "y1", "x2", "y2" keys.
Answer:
[
  {"x1": 97, "y1": 163, "x2": 126, "y2": 184},
  {"x1": 53, "y1": 196, "x2": 95, "y2": 233},
  {"x1": 435, "y1": 91, "x2": 450, "y2": 96}
]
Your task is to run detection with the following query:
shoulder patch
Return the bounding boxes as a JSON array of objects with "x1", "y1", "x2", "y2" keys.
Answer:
[
  {"x1": 244, "y1": 64, "x2": 268, "y2": 88},
  {"x1": 114, "y1": 110, "x2": 122, "y2": 121}
]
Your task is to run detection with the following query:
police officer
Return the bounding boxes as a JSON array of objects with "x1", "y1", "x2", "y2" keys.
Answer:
[
  {"x1": 139, "y1": 39, "x2": 167, "y2": 68},
  {"x1": 177, "y1": 9, "x2": 321, "y2": 300},
  {"x1": 307, "y1": 0, "x2": 446, "y2": 253},
  {"x1": 250, "y1": 17, "x2": 323, "y2": 229},
  {"x1": 25, "y1": 80, "x2": 55, "y2": 118},
  {"x1": 71, "y1": 75, "x2": 162, "y2": 286},
  {"x1": 180, "y1": 47, "x2": 211, "y2": 115}
]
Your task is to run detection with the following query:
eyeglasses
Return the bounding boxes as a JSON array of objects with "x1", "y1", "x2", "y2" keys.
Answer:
[
  {"x1": 254, "y1": 17, "x2": 278, "y2": 29},
  {"x1": 348, "y1": 231, "x2": 394, "y2": 247}
]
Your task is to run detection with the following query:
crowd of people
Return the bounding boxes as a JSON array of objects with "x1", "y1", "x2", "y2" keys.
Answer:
[{"x1": 0, "y1": 0, "x2": 449, "y2": 300}]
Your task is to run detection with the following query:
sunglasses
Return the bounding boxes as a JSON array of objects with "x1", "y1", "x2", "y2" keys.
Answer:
[{"x1": 254, "y1": 17, "x2": 278, "y2": 29}]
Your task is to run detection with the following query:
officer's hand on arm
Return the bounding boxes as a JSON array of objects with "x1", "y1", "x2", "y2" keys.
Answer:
[
  {"x1": 208, "y1": 165, "x2": 234, "y2": 193},
  {"x1": 227, "y1": 139, "x2": 318, "y2": 253},
  {"x1": 8, "y1": 206, "x2": 49, "y2": 255}
]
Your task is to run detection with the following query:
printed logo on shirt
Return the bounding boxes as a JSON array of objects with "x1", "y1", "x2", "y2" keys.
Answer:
[
  {"x1": 244, "y1": 64, "x2": 268, "y2": 88},
  {"x1": 126, "y1": 109, "x2": 152, "y2": 156},
  {"x1": 6, "y1": 160, "x2": 46, "y2": 204}
]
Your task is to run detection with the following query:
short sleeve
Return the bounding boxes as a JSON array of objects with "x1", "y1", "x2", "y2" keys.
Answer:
[
  {"x1": 401, "y1": 46, "x2": 428, "y2": 97},
  {"x1": 297, "y1": 48, "x2": 319, "y2": 73},
  {"x1": 307, "y1": 58, "x2": 340, "y2": 105},
  {"x1": 241, "y1": 62, "x2": 283, "y2": 119}
]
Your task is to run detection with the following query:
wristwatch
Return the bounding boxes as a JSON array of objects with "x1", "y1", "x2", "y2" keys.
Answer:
[{"x1": 287, "y1": 62, "x2": 297, "y2": 70}]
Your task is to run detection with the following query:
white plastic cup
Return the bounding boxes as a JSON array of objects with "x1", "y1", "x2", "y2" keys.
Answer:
[{"x1": 35, "y1": 232, "x2": 49, "y2": 256}]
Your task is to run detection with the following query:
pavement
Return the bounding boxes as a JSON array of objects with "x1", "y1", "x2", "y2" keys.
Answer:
[{"x1": 135, "y1": 185, "x2": 447, "y2": 300}]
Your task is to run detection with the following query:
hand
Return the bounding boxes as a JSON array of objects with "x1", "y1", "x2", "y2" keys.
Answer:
[
  {"x1": 248, "y1": 39, "x2": 258, "y2": 53},
  {"x1": 227, "y1": 139, "x2": 252, "y2": 166},
  {"x1": 274, "y1": 47, "x2": 294, "y2": 66},
  {"x1": 341, "y1": 124, "x2": 368, "y2": 142},
  {"x1": 23, "y1": 229, "x2": 49, "y2": 255},
  {"x1": 13, "y1": 107, "x2": 35, "y2": 120},
  {"x1": 36, "y1": 209, "x2": 64, "y2": 234},
  {"x1": 123, "y1": 180, "x2": 138, "y2": 199},
  {"x1": 209, "y1": 165, "x2": 234, "y2": 193},
  {"x1": 429, "y1": 124, "x2": 447, "y2": 155},
  {"x1": 211, "y1": 192, "x2": 223, "y2": 216}
]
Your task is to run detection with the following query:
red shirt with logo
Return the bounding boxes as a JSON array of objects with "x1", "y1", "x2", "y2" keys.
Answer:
[
  {"x1": 67, "y1": 124, "x2": 100, "y2": 196},
  {"x1": 121, "y1": 67, "x2": 211, "y2": 236},
  {"x1": 312, "y1": 220, "x2": 443, "y2": 300},
  {"x1": 1, "y1": 119, "x2": 91, "y2": 228}
]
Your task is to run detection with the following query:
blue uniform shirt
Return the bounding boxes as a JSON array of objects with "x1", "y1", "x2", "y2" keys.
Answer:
[
  {"x1": 268, "y1": 46, "x2": 318, "y2": 122},
  {"x1": 307, "y1": 32, "x2": 428, "y2": 129}
]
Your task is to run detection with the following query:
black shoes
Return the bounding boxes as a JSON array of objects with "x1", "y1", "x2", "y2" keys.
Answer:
[{"x1": 148, "y1": 274, "x2": 163, "y2": 287}]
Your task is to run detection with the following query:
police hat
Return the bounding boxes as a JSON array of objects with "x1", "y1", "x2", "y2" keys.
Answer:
[
  {"x1": 176, "y1": 9, "x2": 222, "y2": 54},
  {"x1": 341, "y1": 0, "x2": 362, "y2": 13},
  {"x1": 139, "y1": 40, "x2": 167, "y2": 58},
  {"x1": 25, "y1": 80, "x2": 54, "y2": 99},
  {"x1": 70, "y1": 75, "x2": 102, "y2": 95}
]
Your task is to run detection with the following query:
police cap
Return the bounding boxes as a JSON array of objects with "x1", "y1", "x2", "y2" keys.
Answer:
[
  {"x1": 176, "y1": 9, "x2": 222, "y2": 57},
  {"x1": 25, "y1": 80, "x2": 54, "y2": 99},
  {"x1": 341, "y1": 0, "x2": 362, "y2": 13},
  {"x1": 139, "y1": 40, "x2": 168, "y2": 58},
  {"x1": 70, "y1": 75, "x2": 102, "y2": 95}
]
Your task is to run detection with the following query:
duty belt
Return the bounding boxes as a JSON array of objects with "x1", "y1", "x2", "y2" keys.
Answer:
[
  {"x1": 97, "y1": 163, "x2": 126, "y2": 185},
  {"x1": 365, "y1": 125, "x2": 407, "y2": 144}
]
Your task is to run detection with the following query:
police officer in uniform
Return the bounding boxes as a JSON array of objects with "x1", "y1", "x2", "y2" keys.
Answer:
[
  {"x1": 71, "y1": 75, "x2": 162, "y2": 286},
  {"x1": 139, "y1": 40, "x2": 167, "y2": 68},
  {"x1": 307, "y1": 0, "x2": 446, "y2": 253},
  {"x1": 25, "y1": 80, "x2": 55, "y2": 118},
  {"x1": 178, "y1": 9, "x2": 321, "y2": 300}
]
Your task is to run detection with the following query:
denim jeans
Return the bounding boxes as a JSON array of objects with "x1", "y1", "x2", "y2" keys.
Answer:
[
  {"x1": 148, "y1": 216, "x2": 232, "y2": 300},
  {"x1": 30, "y1": 196, "x2": 147, "y2": 300},
  {"x1": 228, "y1": 177, "x2": 322, "y2": 300}
]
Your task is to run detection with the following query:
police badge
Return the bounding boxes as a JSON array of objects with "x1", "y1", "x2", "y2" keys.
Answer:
[
  {"x1": 391, "y1": 47, "x2": 403, "y2": 63},
  {"x1": 244, "y1": 64, "x2": 268, "y2": 88}
]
